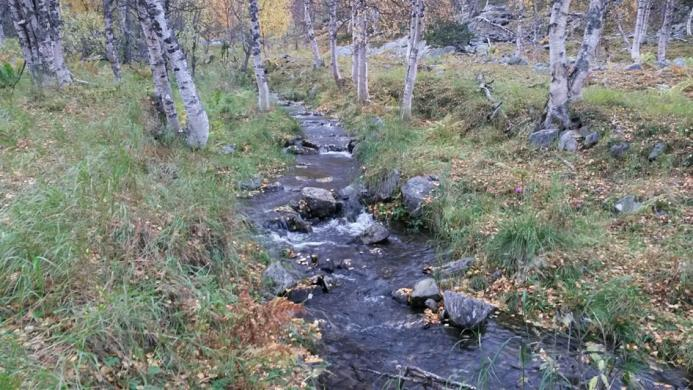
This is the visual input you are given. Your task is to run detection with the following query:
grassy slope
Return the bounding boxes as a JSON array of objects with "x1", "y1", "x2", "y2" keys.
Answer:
[
  {"x1": 0, "y1": 42, "x2": 319, "y2": 388},
  {"x1": 270, "y1": 44, "x2": 692, "y2": 372}
]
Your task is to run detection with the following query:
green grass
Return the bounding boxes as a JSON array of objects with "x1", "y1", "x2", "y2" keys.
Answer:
[{"x1": 0, "y1": 53, "x2": 313, "y2": 387}]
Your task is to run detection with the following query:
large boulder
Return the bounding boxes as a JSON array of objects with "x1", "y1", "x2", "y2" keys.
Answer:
[
  {"x1": 401, "y1": 176, "x2": 439, "y2": 217},
  {"x1": 298, "y1": 187, "x2": 338, "y2": 219},
  {"x1": 360, "y1": 222, "x2": 390, "y2": 245},
  {"x1": 529, "y1": 129, "x2": 559, "y2": 148},
  {"x1": 263, "y1": 262, "x2": 301, "y2": 296},
  {"x1": 366, "y1": 169, "x2": 400, "y2": 203},
  {"x1": 410, "y1": 278, "x2": 441, "y2": 307},
  {"x1": 443, "y1": 291, "x2": 495, "y2": 329}
]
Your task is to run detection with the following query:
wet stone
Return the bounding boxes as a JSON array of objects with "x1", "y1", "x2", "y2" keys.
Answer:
[
  {"x1": 265, "y1": 208, "x2": 312, "y2": 233},
  {"x1": 263, "y1": 262, "x2": 301, "y2": 296},
  {"x1": 433, "y1": 257, "x2": 475, "y2": 278},
  {"x1": 410, "y1": 278, "x2": 441, "y2": 307},
  {"x1": 401, "y1": 176, "x2": 439, "y2": 217},
  {"x1": 392, "y1": 288, "x2": 410, "y2": 304},
  {"x1": 239, "y1": 176, "x2": 262, "y2": 191},
  {"x1": 286, "y1": 145, "x2": 319, "y2": 155},
  {"x1": 299, "y1": 187, "x2": 338, "y2": 219},
  {"x1": 443, "y1": 291, "x2": 494, "y2": 329},
  {"x1": 425, "y1": 299, "x2": 439, "y2": 311},
  {"x1": 360, "y1": 222, "x2": 390, "y2": 245}
]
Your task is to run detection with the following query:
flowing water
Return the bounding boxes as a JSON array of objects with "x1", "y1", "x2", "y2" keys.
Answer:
[{"x1": 243, "y1": 101, "x2": 688, "y2": 389}]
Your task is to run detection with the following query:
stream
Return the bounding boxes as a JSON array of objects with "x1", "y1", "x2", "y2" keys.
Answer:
[{"x1": 242, "y1": 101, "x2": 688, "y2": 389}]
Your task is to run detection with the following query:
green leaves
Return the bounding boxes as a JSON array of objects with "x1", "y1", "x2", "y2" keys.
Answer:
[{"x1": 0, "y1": 61, "x2": 24, "y2": 90}]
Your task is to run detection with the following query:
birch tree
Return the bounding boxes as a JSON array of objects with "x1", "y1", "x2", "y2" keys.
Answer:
[
  {"x1": 303, "y1": 0, "x2": 323, "y2": 68},
  {"x1": 355, "y1": 0, "x2": 369, "y2": 104},
  {"x1": 120, "y1": 0, "x2": 133, "y2": 64},
  {"x1": 103, "y1": 0, "x2": 122, "y2": 81},
  {"x1": 0, "y1": 20, "x2": 4, "y2": 46},
  {"x1": 688, "y1": 6, "x2": 692, "y2": 36},
  {"x1": 8, "y1": 0, "x2": 71, "y2": 87},
  {"x1": 327, "y1": 0, "x2": 342, "y2": 85},
  {"x1": 249, "y1": 0, "x2": 271, "y2": 111},
  {"x1": 514, "y1": 0, "x2": 525, "y2": 59},
  {"x1": 137, "y1": 1, "x2": 181, "y2": 134},
  {"x1": 542, "y1": 0, "x2": 572, "y2": 130},
  {"x1": 401, "y1": 0, "x2": 424, "y2": 121},
  {"x1": 656, "y1": 0, "x2": 675, "y2": 64},
  {"x1": 351, "y1": 1, "x2": 358, "y2": 85},
  {"x1": 141, "y1": 0, "x2": 209, "y2": 148},
  {"x1": 630, "y1": 0, "x2": 652, "y2": 64},
  {"x1": 568, "y1": 0, "x2": 606, "y2": 100}
]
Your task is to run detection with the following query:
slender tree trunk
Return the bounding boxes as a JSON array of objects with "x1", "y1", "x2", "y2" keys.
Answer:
[
  {"x1": 103, "y1": 0, "x2": 122, "y2": 81},
  {"x1": 46, "y1": 0, "x2": 71, "y2": 86},
  {"x1": 615, "y1": 6, "x2": 631, "y2": 49},
  {"x1": 543, "y1": 0, "x2": 571, "y2": 130},
  {"x1": 141, "y1": 0, "x2": 209, "y2": 148},
  {"x1": 657, "y1": 0, "x2": 675, "y2": 64},
  {"x1": 241, "y1": 42, "x2": 251, "y2": 72},
  {"x1": 351, "y1": 1, "x2": 358, "y2": 85},
  {"x1": 356, "y1": 0, "x2": 369, "y2": 104},
  {"x1": 137, "y1": 1, "x2": 181, "y2": 134},
  {"x1": 630, "y1": 0, "x2": 652, "y2": 64},
  {"x1": 453, "y1": 0, "x2": 480, "y2": 23},
  {"x1": 120, "y1": 0, "x2": 133, "y2": 64},
  {"x1": 568, "y1": 0, "x2": 606, "y2": 100},
  {"x1": 0, "y1": 21, "x2": 4, "y2": 46},
  {"x1": 328, "y1": 0, "x2": 342, "y2": 85},
  {"x1": 303, "y1": 0, "x2": 323, "y2": 68},
  {"x1": 249, "y1": 0, "x2": 271, "y2": 111},
  {"x1": 531, "y1": 0, "x2": 539, "y2": 45},
  {"x1": 8, "y1": 0, "x2": 44, "y2": 85},
  {"x1": 515, "y1": 0, "x2": 525, "y2": 58},
  {"x1": 687, "y1": 6, "x2": 692, "y2": 36},
  {"x1": 401, "y1": 0, "x2": 424, "y2": 121}
]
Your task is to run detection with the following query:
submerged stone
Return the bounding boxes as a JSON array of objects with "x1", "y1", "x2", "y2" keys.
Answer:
[
  {"x1": 410, "y1": 278, "x2": 441, "y2": 307},
  {"x1": 360, "y1": 222, "x2": 390, "y2": 245},
  {"x1": 443, "y1": 291, "x2": 494, "y2": 329}
]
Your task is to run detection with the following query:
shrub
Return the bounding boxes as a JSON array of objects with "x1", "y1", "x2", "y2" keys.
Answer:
[{"x1": 424, "y1": 21, "x2": 474, "y2": 50}]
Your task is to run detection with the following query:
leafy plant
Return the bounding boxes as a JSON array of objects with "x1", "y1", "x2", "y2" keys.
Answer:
[
  {"x1": 0, "y1": 61, "x2": 25, "y2": 90},
  {"x1": 424, "y1": 21, "x2": 474, "y2": 50}
]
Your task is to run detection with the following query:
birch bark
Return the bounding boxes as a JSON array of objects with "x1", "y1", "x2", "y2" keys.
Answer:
[
  {"x1": 103, "y1": 0, "x2": 122, "y2": 81},
  {"x1": 249, "y1": 0, "x2": 271, "y2": 111},
  {"x1": 401, "y1": 0, "x2": 424, "y2": 121},
  {"x1": 515, "y1": 0, "x2": 525, "y2": 59},
  {"x1": 543, "y1": 0, "x2": 571, "y2": 130},
  {"x1": 568, "y1": 0, "x2": 606, "y2": 100},
  {"x1": 351, "y1": 1, "x2": 358, "y2": 85},
  {"x1": 328, "y1": 0, "x2": 342, "y2": 85},
  {"x1": 142, "y1": 0, "x2": 209, "y2": 148},
  {"x1": 303, "y1": 0, "x2": 323, "y2": 68},
  {"x1": 656, "y1": 0, "x2": 675, "y2": 64},
  {"x1": 137, "y1": 1, "x2": 181, "y2": 134},
  {"x1": 688, "y1": 7, "x2": 692, "y2": 36},
  {"x1": 356, "y1": 0, "x2": 369, "y2": 104},
  {"x1": 46, "y1": 0, "x2": 71, "y2": 85},
  {"x1": 630, "y1": 0, "x2": 652, "y2": 64}
]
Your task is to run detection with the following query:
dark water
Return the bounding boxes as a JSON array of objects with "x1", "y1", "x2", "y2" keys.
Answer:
[{"x1": 243, "y1": 101, "x2": 688, "y2": 389}]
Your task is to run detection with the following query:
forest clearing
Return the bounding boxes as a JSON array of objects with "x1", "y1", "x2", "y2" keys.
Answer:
[{"x1": 0, "y1": 0, "x2": 691, "y2": 388}]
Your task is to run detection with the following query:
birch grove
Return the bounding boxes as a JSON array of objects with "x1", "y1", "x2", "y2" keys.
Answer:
[
  {"x1": 630, "y1": 0, "x2": 652, "y2": 64},
  {"x1": 657, "y1": 0, "x2": 675, "y2": 64},
  {"x1": 568, "y1": 0, "x2": 606, "y2": 100},
  {"x1": 137, "y1": 1, "x2": 181, "y2": 134},
  {"x1": 103, "y1": 0, "x2": 122, "y2": 81},
  {"x1": 9, "y1": 0, "x2": 72, "y2": 87},
  {"x1": 141, "y1": 0, "x2": 209, "y2": 148},
  {"x1": 249, "y1": 0, "x2": 271, "y2": 111},
  {"x1": 328, "y1": 0, "x2": 342, "y2": 86},
  {"x1": 401, "y1": 0, "x2": 424, "y2": 121},
  {"x1": 303, "y1": 0, "x2": 323, "y2": 68}
]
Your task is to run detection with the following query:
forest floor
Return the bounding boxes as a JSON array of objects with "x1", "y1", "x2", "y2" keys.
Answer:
[
  {"x1": 0, "y1": 42, "x2": 321, "y2": 388},
  {"x1": 269, "y1": 41, "x2": 692, "y2": 374}
]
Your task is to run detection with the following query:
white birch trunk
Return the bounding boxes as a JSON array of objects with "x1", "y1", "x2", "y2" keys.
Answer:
[
  {"x1": 328, "y1": 0, "x2": 342, "y2": 85},
  {"x1": 356, "y1": 0, "x2": 369, "y2": 104},
  {"x1": 303, "y1": 0, "x2": 323, "y2": 68},
  {"x1": 401, "y1": 0, "x2": 424, "y2": 121},
  {"x1": 515, "y1": 0, "x2": 525, "y2": 58},
  {"x1": 405, "y1": 0, "x2": 416, "y2": 60},
  {"x1": 568, "y1": 0, "x2": 606, "y2": 101},
  {"x1": 630, "y1": 0, "x2": 652, "y2": 63},
  {"x1": 687, "y1": 6, "x2": 692, "y2": 36},
  {"x1": 351, "y1": 1, "x2": 358, "y2": 86},
  {"x1": 656, "y1": 0, "x2": 675, "y2": 64},
  {"x1": 8, "y1": 0, "x2": 44, "y2": 85},
  {"x1": 103, "y1": 0, "x2": 122, "y2": 81},
  {"x1": 137, "y1": 1, "x2": 180, "y2": 134},
  {"x1": 0, "y1": 21, "x2": 4, "y2": 46},
  {"x1": 142, "y1": 0, "x2": 209, "y2": 148},
  {"x1": 46, "y1": 0, "x2": 71, "y2": 86},
  {"x1": 543, "y1": 0, "x2": 571, "y2": 130},
  {"x1": 249, "y1": 0, "x2": 271, "y2": 111}
]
